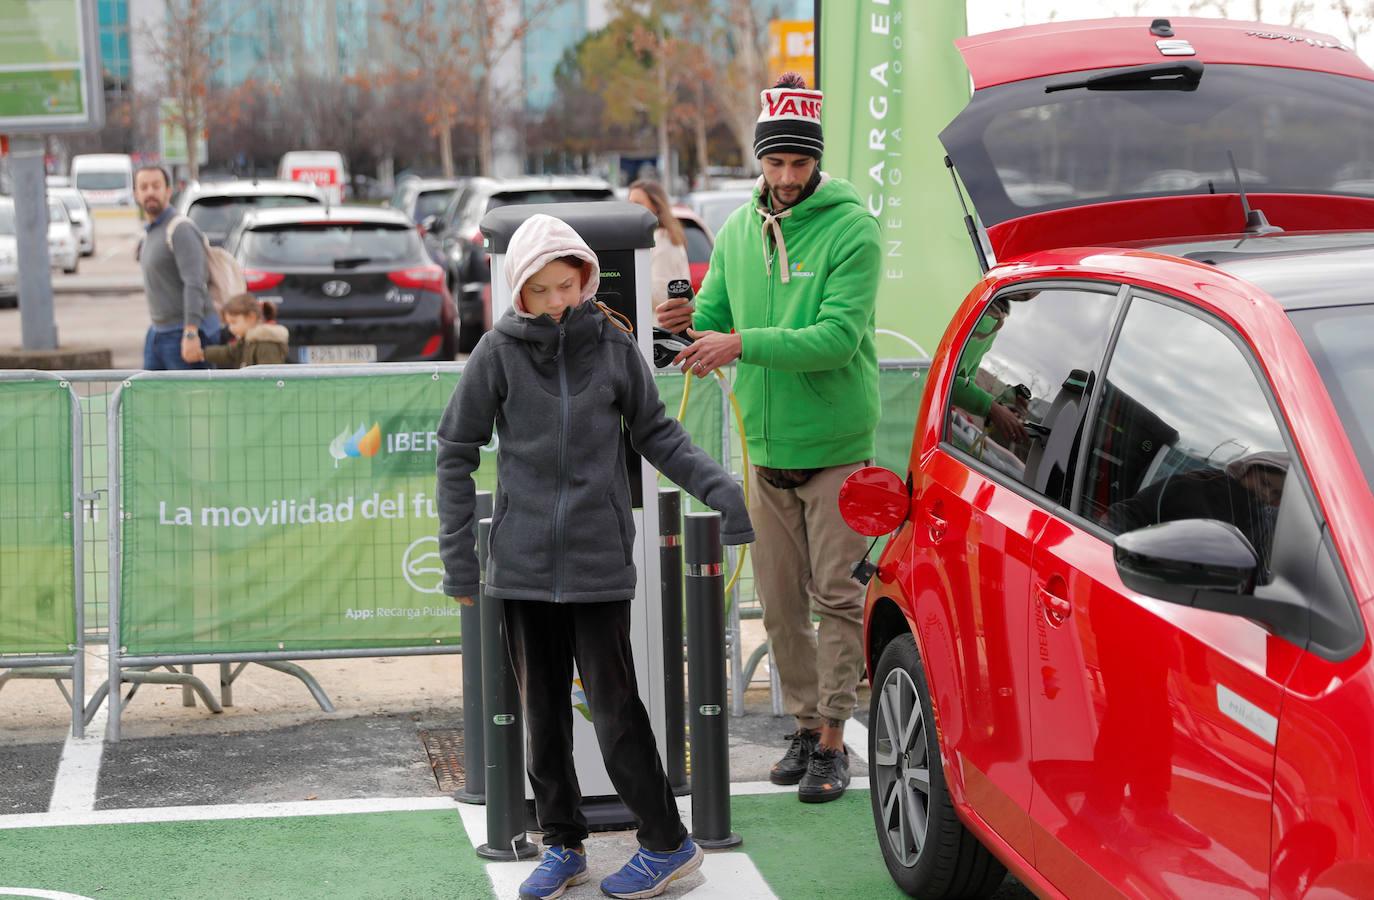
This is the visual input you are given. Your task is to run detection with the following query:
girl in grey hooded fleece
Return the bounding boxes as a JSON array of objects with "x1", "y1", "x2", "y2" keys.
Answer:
[{"x1": 436, "y1": 214, "x2": 752, "y2": 896}]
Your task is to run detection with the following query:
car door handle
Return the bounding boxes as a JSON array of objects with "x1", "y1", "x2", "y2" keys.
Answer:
[
  {"x1": 1038, "y1": 585, "x2": 1072, "y2": 627},
  {"x1": 924, "y1": 502, "x2": 948, "y2": 544}
]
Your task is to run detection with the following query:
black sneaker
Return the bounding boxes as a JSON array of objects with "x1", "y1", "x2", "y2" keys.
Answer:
[
  {"x1": 769, "y1": 729, "x2": 820, "y2": 785},
  {"x1": 798, "y1": 745, "x2": 851, "y2": 803}
]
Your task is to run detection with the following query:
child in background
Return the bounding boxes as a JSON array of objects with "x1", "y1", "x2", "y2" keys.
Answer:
[
  {"x1": 197, "y1": 293, "x2": 289, "y2": 367},
  {"x1": 436, "y1": 214, "x2": 753, "y2": 900}
]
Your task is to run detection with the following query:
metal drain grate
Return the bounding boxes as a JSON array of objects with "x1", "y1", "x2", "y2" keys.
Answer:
[{"x1": 419, "y1": 728, "x2": 466, "y2": 793}]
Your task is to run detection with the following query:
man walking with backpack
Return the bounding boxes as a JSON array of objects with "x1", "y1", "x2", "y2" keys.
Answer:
[{"x1": 135, "y1": 164, "x2": 221, "y2": 369}]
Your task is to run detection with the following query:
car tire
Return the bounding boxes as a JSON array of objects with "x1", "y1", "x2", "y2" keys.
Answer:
[
  {"x1": 869, "y1": 633, "x2": 1006, "y2": 898},
  {"x1": 64, "y1": 261, "x2": 78, "y2": 275},
  {"x1": 0, "y1": 295, "x2": 16, "y2": 310}
]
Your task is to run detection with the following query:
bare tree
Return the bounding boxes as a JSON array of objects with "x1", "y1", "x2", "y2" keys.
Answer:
[
  {"x1": 710, "y1": 2, "x2": 769, "y2": 174},
  {"x1": 383, "y1": 0, "x2": 557, "y2": 177},
  {"x1": 140, "y1": 0, "x2": 255, "y2": 179},
  {"x1": 1336, "y1": 0, "x2": 1374, "y2": 50}
]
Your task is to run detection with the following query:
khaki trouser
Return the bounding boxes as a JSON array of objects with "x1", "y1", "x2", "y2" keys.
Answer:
[{"x1": 751, "y1": 461, "x2": 868, "y2": 728}]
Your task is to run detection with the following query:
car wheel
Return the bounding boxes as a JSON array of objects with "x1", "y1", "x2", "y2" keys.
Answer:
[
  {"x1": 0, "y1": 295, "x2": 16, "y2": 310},
  {"x1": 870, "y1": 633, "x2": 1006, "y2": 898},
  {"x1": 64, "y1": 260, "x2": 78, "y2": 274}
]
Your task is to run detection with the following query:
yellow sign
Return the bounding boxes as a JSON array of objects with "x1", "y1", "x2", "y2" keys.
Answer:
[{"x1": 768, "y1": 20, "x2": 815, "y2": 85}]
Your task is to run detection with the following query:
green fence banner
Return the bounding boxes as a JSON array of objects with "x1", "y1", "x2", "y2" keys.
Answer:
[
  {"x1": 0, "y1": 379, "x2": 75, "y2": 656},
  {"x1": 821, "y1": 1, "x2": 980, "y2": 359},
  {"x1": 117, "y1": 371, "x2": 728, "y2": 656}
]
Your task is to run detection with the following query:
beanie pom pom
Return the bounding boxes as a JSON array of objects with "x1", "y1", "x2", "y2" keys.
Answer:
[{"x1": 775, "y1": 71, "x2": 808, "y2": 90}]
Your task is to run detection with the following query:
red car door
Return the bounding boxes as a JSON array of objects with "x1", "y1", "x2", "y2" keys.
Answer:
[
  {"x1": 1027, "y1": 292, "x2": 1304, "y2": 896},
  {"x1": 917, "y1": 282, "x2": 1124, "y2": 862}
]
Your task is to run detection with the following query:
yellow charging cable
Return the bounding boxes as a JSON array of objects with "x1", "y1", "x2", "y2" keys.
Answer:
[{"x1": 676, "y1": 368, "x2": 750, "y2": 605}]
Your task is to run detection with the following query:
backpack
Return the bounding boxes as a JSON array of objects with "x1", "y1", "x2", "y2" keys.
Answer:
[{"x1": 165, "y1": 215, "x2": 248, "y2": 316}]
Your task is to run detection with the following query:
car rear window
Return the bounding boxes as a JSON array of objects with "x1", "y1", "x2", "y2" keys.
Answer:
[
  {"x1": 415, "y1": 189, "x2": 458, "y2": 222},
  {"x1": 0, "y1": 206, "x2": 13, "y2": 234},
  {"x1": 681, "y1": 221, "x2": 712, "y2": 264},
  {"x1": 241, "y1": 223, "x2": 425, "y2": 268},
  {"x1": 75, "y1": 172, "x2": 128, "y2": 190},
  {"x1": 189, "y1": 195, "x2": 321, "y2": 236},
  {"x1": 487, "y1": 189, "x2": 614, "y2": 210},
  {"x1": 1292, "y1": 304, "x2": 1374, "y2": 492},
  {"x1": 943, "y1": 65, "x2": 1374, "y2": 226}
]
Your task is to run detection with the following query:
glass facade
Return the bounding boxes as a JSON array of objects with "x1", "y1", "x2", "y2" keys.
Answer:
[
  {"x1": 98, "y1": 0, "x2": 132, "y2": 93},
  {"x1": 524, "y1": 1, "x2": 587, "y2": 111}
]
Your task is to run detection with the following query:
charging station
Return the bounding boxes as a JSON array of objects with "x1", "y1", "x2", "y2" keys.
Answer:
[{"x1": 479, "y1": 202, "x2": 667, "y2": 822}]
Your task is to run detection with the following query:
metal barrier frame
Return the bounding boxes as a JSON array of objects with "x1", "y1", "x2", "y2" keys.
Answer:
[
  {"x1": 0, "y1": 370, "x2": 86, "y2": 737},
  {"x1": 104, "y1": 363, "x2": 467, "y2": 742}
]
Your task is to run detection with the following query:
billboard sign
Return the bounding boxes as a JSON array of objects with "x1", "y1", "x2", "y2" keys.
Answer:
[{"x1": 0, "y1": 0, "x2": 104, "y2": 134}]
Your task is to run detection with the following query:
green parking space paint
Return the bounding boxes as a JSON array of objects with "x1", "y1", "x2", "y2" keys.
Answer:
[
  {"x1": 0, "y1": 811, "x2": 488, "y2": 900},
  {"x1": 729, "y1": 790, "x2": 905, "y2": 899}
]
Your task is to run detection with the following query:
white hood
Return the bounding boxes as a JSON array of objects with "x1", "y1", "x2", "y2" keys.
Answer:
[{"x1": 503, "y1": 214, "x2": 601, "y2": 317}]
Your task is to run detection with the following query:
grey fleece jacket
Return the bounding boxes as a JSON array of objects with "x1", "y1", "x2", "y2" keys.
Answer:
[
  {"x1": 141, "y1": 213, "x2": 214, "y2": 329},
  {"x1": 436, "y1": 301, "x2": 754, "y2": 603}
]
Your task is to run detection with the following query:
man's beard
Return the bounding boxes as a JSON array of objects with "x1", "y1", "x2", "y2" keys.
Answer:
[{"x1": 143, "y1": 198, "x2": 164, "y2": 218}]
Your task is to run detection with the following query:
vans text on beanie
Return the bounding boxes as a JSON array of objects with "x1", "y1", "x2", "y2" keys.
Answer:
[{"x1": 754, "y1": 72, "x2": 823, "y2": 160}]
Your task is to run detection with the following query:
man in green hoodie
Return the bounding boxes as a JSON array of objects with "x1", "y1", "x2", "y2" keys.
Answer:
[{"x1": 662, "y1": 73, "x2": 881, "y2": 803}]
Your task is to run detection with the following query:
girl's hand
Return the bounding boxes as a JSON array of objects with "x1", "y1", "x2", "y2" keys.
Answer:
[{"x1": 451, "y1": 595, "x2": 475, "y2": 607}]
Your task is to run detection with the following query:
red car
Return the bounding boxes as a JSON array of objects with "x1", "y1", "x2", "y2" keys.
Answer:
[{"x1": 840, "y1": 18, "x2": 1374, "y2": 899}]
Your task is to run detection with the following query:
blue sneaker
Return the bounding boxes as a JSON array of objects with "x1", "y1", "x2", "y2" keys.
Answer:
[
  {"x1": 600, "y1": 838, "x2": 704, "y2": 899},
  {"x1": 519, "y1": 845, "x2": 588, "y2": 900}
]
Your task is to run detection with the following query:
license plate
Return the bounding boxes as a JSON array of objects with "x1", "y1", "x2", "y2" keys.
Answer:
[{"x1": 302, "y1": 344, "x2": 377, "y2": 364}]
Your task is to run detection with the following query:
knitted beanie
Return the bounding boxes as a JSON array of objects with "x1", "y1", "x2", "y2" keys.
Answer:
[{"x1": 754, "y1": 72, "x2": 823, "y2": 160}]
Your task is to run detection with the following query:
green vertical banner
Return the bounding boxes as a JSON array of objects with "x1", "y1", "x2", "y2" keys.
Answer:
[
  {"x1": 820, "y1": 0, "x2": 980, "y2": 360},
  {"x1": 117, "y1": 372, "x2": 726, "y2": 656},
  {"x1": 0, "y1": 380, "x2": 75, "y2": 655}
]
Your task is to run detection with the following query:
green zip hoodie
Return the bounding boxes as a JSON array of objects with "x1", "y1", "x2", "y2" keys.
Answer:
[{"x1": 693, "y1": 175, "x2": 881, "y2": 469}]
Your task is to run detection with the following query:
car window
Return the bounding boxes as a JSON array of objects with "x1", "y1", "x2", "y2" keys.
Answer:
[
  {"x1": 0, "y1": 205, "x2": 14, "y2": 234},
  {"x1": 1081, "y1": 296, "x2": 1289, "y2": 567},
  {"x1": 945, "y1": 286, "x2": 1122, "y2": 505},
  {"x1": 681, "y1": 220, "x2": 712, "y2": 264},
  {"x1": 48, "y1": 201, "x2": 68, "y2": 223},
  {"x1": 485, "y1": 189, "x2": 614, "y2": 211},
  {"x1": 414, "y1": 189, "x2": 457, "y2": 223},
  {"x1": 56, "y1": 195, "x2": 84, "y2": 216},
  {"x1": 188, "y1": 195, "x2": 321, "y2": 237},
  {"x1": 241, "y1": 224, "x2": 425, "y2": 268},
  {"x1": 1290, "y1": 304, "x2": 1374, "y2": 493}
]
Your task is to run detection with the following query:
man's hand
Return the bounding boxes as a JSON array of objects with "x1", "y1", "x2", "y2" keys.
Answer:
[
  {"x1": 988, "y1": 402, "x2": 1027, "y2": 444},
  {"x1": 180, "y1": 332, "x2": 203, "y2": 363},
  {"x1": 673, "y1": 329, "x2": 742, "y2": 378},
  {"x1": 450, "y1": 595, "x2": 475, "y2": 607},
  {"x1": 656, "y1": 296, "x2": 694, "y2": 333}
]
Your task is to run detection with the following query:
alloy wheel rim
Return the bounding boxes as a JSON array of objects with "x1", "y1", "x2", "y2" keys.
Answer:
[{"x1": 874, "y1": 666, "x2": 932, "y2": 868}]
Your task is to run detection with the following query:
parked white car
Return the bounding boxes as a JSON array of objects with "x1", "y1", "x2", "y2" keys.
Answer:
[
  {"x1": 50, "y1": 187, "x2": 95, "y2": 256},
  {"x1": 47, "y1": 199, "x2": 79, "y2": 274},
  {"x1": 0, "y1": 209, "x2": 16, "y2": 308}
]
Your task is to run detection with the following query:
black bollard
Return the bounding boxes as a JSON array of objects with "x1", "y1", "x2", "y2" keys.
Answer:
[
  {"x1": 685, "y1": 512, "x2": 742, "y2": 849},
  {"x1": 659, "y1": 488, "x2": 688, "y2": 795},
  {"x1": 456, "y1": 490, "x2": 494, "y2": 804},
  {"x1": 476, "y1": 515, "x2": 538, "y2": 861}
]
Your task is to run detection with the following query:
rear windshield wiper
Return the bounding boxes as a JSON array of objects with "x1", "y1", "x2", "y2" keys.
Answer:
[
  {"x1": 1046, "y1": 60, "x2": 1203, "y2": 94},
  {"x1": 332, "y1": 256, "x2": 374, "y2": 269}
]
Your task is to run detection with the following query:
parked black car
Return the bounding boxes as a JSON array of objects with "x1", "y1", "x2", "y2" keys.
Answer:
[
  {"x1": 226, "y1": 206, "x2": 457, "y2": 362},
  {"x1": 424, "y1": 176, "x2": 615, "y2": 351}
]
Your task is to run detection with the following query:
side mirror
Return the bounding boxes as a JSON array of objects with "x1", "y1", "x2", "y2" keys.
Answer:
[
  {"x1": 839, "y1": 466, "x2": 910, "y2": 536},
  {"x1": 1114, "y1": 519, "x2": 1308, "y2": 640},
  {"x1": 1115, "y1": 518, "x2": 1259, "y2": 605},
  {"x1": 423, "y1": 215, "x2": 443, "y2": 235}
]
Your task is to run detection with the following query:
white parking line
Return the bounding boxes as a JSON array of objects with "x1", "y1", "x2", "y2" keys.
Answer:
[
  {"x1": 46, "y1": 703, "x2": 106, "y2": 814},
  {"x1": 0, "y1": 796, "x2": 455, "y2": 830},
  {"x1": 847, "y1": 718, "x2": 870, "y2": 765}
]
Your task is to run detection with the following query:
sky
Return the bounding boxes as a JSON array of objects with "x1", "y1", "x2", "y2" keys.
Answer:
[{"x1": 966, "y1": 1, "x2": 1374, "y2": 61}]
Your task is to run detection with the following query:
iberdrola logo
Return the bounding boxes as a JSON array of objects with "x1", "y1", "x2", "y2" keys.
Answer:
[
  {"x1": 571, "y1": 678, "x2": 592, "y2": 722},
  {"x1": 328, "y1": 422, "x2": 382, "y2": 466}
]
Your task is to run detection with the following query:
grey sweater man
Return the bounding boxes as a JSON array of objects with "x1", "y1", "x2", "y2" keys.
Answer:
[
  {"x1": 141, "y1": 211, "x2": 214, "y2": 329},
  {"x1": 436, "y1": 301, "x2": 754, "y2": 603}
]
